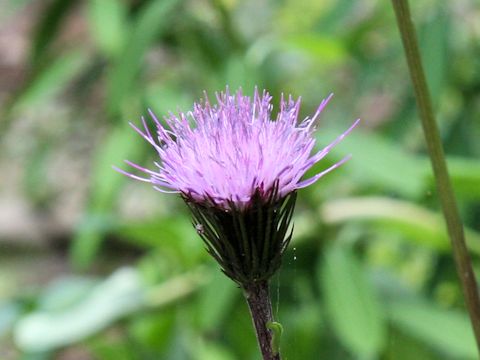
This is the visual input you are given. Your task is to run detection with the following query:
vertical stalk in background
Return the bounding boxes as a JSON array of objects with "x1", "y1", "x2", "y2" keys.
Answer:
[{"x1": 391, "y1": 0, "x2": 480, "y2": 353}]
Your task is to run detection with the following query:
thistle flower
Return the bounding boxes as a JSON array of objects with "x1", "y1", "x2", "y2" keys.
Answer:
[
  {"x1": 116, "y1": 88, "x2": 358, "y2": 360},
  {"x1": 116, "y1": 88, "x2": 358, "y2": 284}
]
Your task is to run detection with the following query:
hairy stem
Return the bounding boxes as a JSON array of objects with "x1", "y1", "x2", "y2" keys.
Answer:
[
  {"x1": 243, "y1": 281, "x2": 281, "y2": 360},
  {"x1": 391, "y1": 0, "x2": 480, "y2": 352}
]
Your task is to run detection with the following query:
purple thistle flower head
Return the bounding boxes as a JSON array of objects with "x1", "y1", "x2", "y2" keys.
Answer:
[
  {"x1": 116, "y1": 87, "x2": 358, "y2": 284},
  {"x1": 116, "y1": 88, "x2": 359, "y2": 211}
]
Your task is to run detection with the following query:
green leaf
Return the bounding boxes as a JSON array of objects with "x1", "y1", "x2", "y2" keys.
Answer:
[
  {"x1": 90, "y1": 124, "x2": 143, "y2": 212},
  {"x1": 145, "y1": 269, "x2": 209, "y2": 309},
  {"x1": 319, "y1": 244, "x2": 386, "y2": 357},
  {"x1": 316, "y1": 127, "x2": 427, "y2": 198},
  {"x1": 195, "y1": 341, "x2": 235, "y2": 360},
  {"x1": 129, "y1": 312, "x2": 175, "y2": 352},
  {"x1": 0, "y1": 301, "x2": 22, "y2": 337},
  {"x1": 281, "y1": 302, "x2": 326, "y2": 360},
  {"x1": 30, "y1": 0, "x2": 76, "y2": 64},
  {"x1": 14, "y1": 268, "x2": 145, "y2": 353},
  {"x1": 13, "y1": 268, "x2": 206, "y2": 354},
  {"x1": 281, "y1": 34, "x2": 347, "y2": 64},
  {"x1": 19, "y1": 353, "x2": 52, "y2": 360},
  {"x1": 88, "y1": 341, "x2": 136, "y2": 360},
  {"x1": 37, "y1": 277, "x2": 96, "y2": 312},
  {"x1": 116, "y1": 216, "x2": 205, "y2": 268},
  {"x1": 22, "y1": 142, "x2": 50, "y2": 205},
  {"x1": 385, "y1": 328, "x2": 438, "y2": 360},
  {"x1": 388, "y1": 300, "x2": 477, "y2": 359},
  {"x1": 419, "y1": 8, "x2": 449, "y2": 108},
  {"x1": 117, "y1": 217, "x2": 195, "y2": 249},
  {"x1": 144, "y1": 84, "x2": 193, "y2": 117},
  {"x1": 70, "y1": 214, "x2": 113, "y2": 270},
  {"x1": 197, "y1": 270, "x2": 237, "y2": 331},
  {"x1": 441, "y1": 157, "x2": 480, "y2": 201},
  {"x1": 321, "y1": 196, "x2": 480, "y2": 255},
  {"x1": 87, "y1": 0, "x2": 128, "y2": 57},
  {"x1": 106, "y1": 0, "x2": 180, "y2": 115},
  {"x1": 70, "y1": 122, "x2": 143, "y2": 268},
  {"x1": 221, "y1": 55, "x2": 258, "y2": 95},
  {"x1": 13, "y1": 49, "x2": 88, "y2": 111}
]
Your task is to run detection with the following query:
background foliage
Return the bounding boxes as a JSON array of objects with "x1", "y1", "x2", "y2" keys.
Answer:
[{"x1": 1, "y1": 0, "x2": 480, "y2": 359}]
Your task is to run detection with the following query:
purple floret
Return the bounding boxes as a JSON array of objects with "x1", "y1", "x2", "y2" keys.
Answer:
[{"x1": 115, "y1": 88, "x2": 359, "y2": 210}]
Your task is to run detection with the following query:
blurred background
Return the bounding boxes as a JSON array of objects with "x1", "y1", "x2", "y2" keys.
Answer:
[{"x1": 1, "y1": 0, "x2": 480, "y2": 359}]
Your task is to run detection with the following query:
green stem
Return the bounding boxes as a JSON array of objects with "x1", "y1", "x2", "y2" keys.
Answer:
[{"x1": 391, "y1": 0, "x2": 480, "y2": 352}]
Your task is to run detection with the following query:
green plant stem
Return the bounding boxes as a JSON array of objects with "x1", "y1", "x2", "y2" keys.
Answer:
[
  {"x1": 391, "y1": 0, "x2": 480, "y2": 352},
  {"x1": 243, "y1": 281, "x2": 281, "y2": 360}
]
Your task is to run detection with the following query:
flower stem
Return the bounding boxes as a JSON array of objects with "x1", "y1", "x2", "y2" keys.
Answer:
[
  {"x1": 391, "y1": 0, "x2": 480, "y2": 352},
  {"x1": 243, "y1": 281, "x2": 281, "y2": 360}
]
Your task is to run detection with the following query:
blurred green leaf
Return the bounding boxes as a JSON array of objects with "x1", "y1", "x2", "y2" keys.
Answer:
[
  {"x1": 70, "y1": 226, "x2": 105, "y2": 270},
  {"x1": 106, "y1": 0, "x2": 180, "y2": 115},
  {"x1": 19, "y1": 353, "x2": 52, "y2": 360},
  {"x1": 197, "y1": 270, "x2": 237, "y2": 331},
  {"x1": 319, "y1": 244, "x2": 386, "y2": 357},
  {"x1": 30, "y1": 0, "x2": 76, "y2": 64},
  {"x1": 87, "y1": 0, "x2": 128, "y2": 58},
  {"x1": 442, "y1": 157, "x2": 480, "y2": 201},
  {"x1": 0, "y1": 301, "x2": 22, "y2": 337},
  {"x1": 317, "y1": 127, "x2": 427, "y2": 198},
  {"x1": 145, "y1": 269, "x2": 209, "y2": 309},
  {"x1": 321, "y1": 196, "x2": 480, "y2": 255},
  {"x1": 37, "y1": 277, "x2": 96, "y2": 312},
  {"x1": 116, "y1": 216, "x2": 204, "y2": 267},
  {"x1": 14, "y1": 268, "x2": 145, "y2": 353},
  {"x1": 221, "y1": 55, "x2": 259, "y2": 92},
  {"x1": 14, "y1": 268, "x2": 206, "y2": 353},
  {"x1": 71, "y1": 122, "x2": 142, "y2": 268},
  {"x1": 70, "y1": 213, "x2": 115, "y2": 270},
  {"x1": 144, "y1": 84, "x2": 193, "y2": 116},
  {"x1": 129, "y1": 312, "x2": 175, "y2": 353},
  {"x1": 117, "y1": 217, "x2": 195, "y2": 249},
  {"x1": 195, "y1": 341, "x2": 235, "y2": 360},
  {"x1": 281, "y1": 34, "x2": 347, "y2": 64},
  {"x1": 90, "y1": 124, "x2": 144, "y2": 212},
  {"x1": 281, "y1": 302, "x2": 326, "y2": 360},
  {"x1": 22, "y1": 143, "x2": 50, "y2": 205},
  {"x1": 388, "y1": 300, "x2": 477, "y2": 359},
  {"x1": 89, "y1": 340, "x2": 136, "y2": 360},
  {"x1": 420, "y1": 8, "x2": 449, "y2": 108},
  {"x1": 385, "y1": 329, "x2": 438, "y2": 360},
  {"x1": 318, "y1": 0, "x2": 355, "y2": 33},
  {"x1": 13, "y1": 49, "x2": 88, "y2": 111}
]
